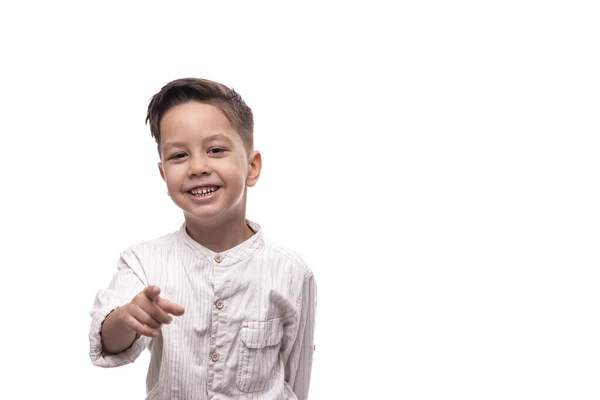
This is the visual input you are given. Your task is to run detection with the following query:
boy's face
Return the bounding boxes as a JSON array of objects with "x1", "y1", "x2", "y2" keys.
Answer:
[{"x1": 158, "y1": 101, "x2": 261, "y2": 224}]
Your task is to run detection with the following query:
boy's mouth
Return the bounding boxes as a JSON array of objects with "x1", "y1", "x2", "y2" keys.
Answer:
[{"x1": 187, "y1": 185, "x2": 221, "y2": 197}]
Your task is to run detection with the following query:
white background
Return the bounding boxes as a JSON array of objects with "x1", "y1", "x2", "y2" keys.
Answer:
[{"x1": 1, "y1": 1, "x2": 599, "y2": 399}]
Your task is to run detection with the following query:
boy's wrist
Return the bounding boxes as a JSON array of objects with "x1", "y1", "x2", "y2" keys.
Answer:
[
  {"x1": 105, "y1": 305, "x2": 130, "y2": 334},
  {"x1": 114, "y1": 305, "x2": 130, "y2": 328},
  {"x1": 113, "y1": 305, "x2": 142, "y2": 339}
]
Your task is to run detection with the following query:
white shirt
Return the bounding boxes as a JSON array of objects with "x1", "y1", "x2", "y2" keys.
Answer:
[{"x1": 89, "y1": 221, "x2": 316, "y2": 400}]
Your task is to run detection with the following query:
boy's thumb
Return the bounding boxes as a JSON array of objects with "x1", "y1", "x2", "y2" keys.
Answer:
[{"x1": 144, "y1": 285, "x2": 161, "y2": 301}]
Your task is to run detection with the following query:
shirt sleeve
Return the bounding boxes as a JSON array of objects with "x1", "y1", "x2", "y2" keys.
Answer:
[
  {"x1": 89, "y1": 249, "x2": 152, "y2": 368},
  {"x1": 283, "y1": 273, "x2": 317, "y2": 400}
]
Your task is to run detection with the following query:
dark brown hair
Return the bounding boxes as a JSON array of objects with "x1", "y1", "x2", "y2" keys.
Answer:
[{"x1": 146, "y1": 77, "x2": 254, "y2": 153}]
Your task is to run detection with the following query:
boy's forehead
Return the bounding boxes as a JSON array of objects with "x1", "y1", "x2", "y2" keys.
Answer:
[
  {"x1": 160, "y1": 102, "x2": 240, "y2": 144},
  {"x1": 161, "y1": 102, "x2": 231, "y2": 131}
]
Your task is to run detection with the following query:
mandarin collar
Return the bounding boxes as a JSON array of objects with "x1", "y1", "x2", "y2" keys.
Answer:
[{"x1": 179, "y1": 220, "x2": 264, "y2": 266}]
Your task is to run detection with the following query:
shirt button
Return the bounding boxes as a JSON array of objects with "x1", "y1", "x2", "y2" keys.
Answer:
[
  {"x1": 214, "y1": 254, "x2": 223, "y2": 263},
  {"x1": 211, "y1": 351, "x2": 219, "y2": 362},
  {"x1": 215, "y1": 299, "x2": 224, "y2": 310}
]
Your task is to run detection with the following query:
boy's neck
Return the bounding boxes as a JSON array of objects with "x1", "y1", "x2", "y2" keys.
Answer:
[{"x1": 184, "y1": 214, "x2": 255, "y2": 254}]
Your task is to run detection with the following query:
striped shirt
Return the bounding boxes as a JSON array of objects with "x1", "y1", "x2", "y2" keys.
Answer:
[{"x1": 89, "y1": 220, "x2": 316, "y2": 400}]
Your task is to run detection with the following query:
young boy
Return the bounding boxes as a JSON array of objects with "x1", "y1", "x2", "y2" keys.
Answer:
[{"x1": 89, "y1": 78, "x2": 317, "y2": 400}]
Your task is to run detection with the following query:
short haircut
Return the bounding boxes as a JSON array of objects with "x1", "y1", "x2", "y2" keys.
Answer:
[{"x1": 146, "y1": 77, "x2": 254, "y2": 153}]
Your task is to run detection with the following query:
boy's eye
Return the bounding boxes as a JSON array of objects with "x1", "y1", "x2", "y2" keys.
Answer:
[
  {"x1": 170, "y1": 153, "x2": 187, "y2": 160},
  {"x1": 208, "y1": 148, "x2": 225, "y2": 155}
]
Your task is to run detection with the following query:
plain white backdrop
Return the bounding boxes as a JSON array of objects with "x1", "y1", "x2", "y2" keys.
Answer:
[{"x1": 1, "y1": 1, "x2": 599, "y2": 399}]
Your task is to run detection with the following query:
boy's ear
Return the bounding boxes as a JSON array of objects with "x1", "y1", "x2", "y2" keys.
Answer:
[
  {"x1": 246, "y1": 151, "x2": 262, "y2": 187},
  {"x1": 158, "y1": 162, "x2": 166, "y2": 182}
]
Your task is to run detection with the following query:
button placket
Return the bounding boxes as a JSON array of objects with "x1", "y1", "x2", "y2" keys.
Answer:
[{"x1": 208, "y1": 266, "x2": 228, "y2": 390}]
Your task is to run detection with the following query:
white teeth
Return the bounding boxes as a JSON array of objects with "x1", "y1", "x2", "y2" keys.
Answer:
[{"x1": 191, "y1": 186, "x2": 218, "y2": 196}]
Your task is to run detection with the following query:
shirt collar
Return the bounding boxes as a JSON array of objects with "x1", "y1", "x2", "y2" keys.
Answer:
[{"x1": 179, "y1": 219, "x2": 264, "y2": 267}]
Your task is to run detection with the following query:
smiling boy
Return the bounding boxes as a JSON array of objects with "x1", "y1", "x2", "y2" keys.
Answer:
[{"x1": 89, "y1": 78, "x2": 317, "y2": 400}]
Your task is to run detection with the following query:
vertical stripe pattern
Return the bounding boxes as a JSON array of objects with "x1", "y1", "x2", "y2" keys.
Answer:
[{"x1": 89, "y1": 220, "x2": 316, "y2": 400}]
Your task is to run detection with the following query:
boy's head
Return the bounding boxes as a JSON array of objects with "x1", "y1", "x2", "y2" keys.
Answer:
[
  {"x1": 146, "y1": 77, "x2": 254, "y2": 154},
  {"x1": 146, "y1": 78, "x2": 261, "y2": 224}
]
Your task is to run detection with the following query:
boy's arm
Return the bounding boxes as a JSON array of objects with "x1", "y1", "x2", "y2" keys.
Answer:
[
  {"x1": 284, "y1": 274, "x2": 317, "y2": 400},
  {"x1": 89, "y1": 250, "x2": 151, "y2": 368}
]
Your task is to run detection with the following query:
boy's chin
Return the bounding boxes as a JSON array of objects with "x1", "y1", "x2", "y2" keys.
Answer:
[
  {"x1": 183, "y1": 209, "x2": 222, "y2": 221},
  {"x1": 181, "y1": 207, "x2": 229, "y2": 224}
]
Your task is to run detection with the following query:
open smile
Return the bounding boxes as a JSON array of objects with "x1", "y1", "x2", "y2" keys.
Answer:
[{"x1": 186, "y1": 185, "x2": 221, "y2": 200}]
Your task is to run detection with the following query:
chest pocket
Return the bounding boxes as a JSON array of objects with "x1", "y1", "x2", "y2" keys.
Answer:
[{"x1": 236, "y1": 317, "x2": 284, "y2": 393}]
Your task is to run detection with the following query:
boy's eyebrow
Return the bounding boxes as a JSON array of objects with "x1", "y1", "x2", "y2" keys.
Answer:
[
  {"x1": 203, "y1": 133, "x2": 234, "y2": 145},
  {"x1": 162, "y1": 141, "x2": 186, "y2": 151}
]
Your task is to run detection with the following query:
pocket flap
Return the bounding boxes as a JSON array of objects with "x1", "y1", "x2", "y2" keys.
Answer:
[{"x1": 241, "y1": 318, "x2": 283, "y2": 349}]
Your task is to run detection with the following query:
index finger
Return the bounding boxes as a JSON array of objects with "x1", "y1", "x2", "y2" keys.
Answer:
[{"x1": 156, "y1": 297, "x2": 185, "y2": 316}]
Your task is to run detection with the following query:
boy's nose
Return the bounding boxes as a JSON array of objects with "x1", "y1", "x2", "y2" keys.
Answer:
[{"x1": 187, "y1": 155, "x2": 211, "y2": 176}]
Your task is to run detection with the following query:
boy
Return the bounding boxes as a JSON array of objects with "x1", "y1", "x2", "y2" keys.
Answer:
[{"x1": 89, "y1": 78, "x2": 317, "y2": 400}]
